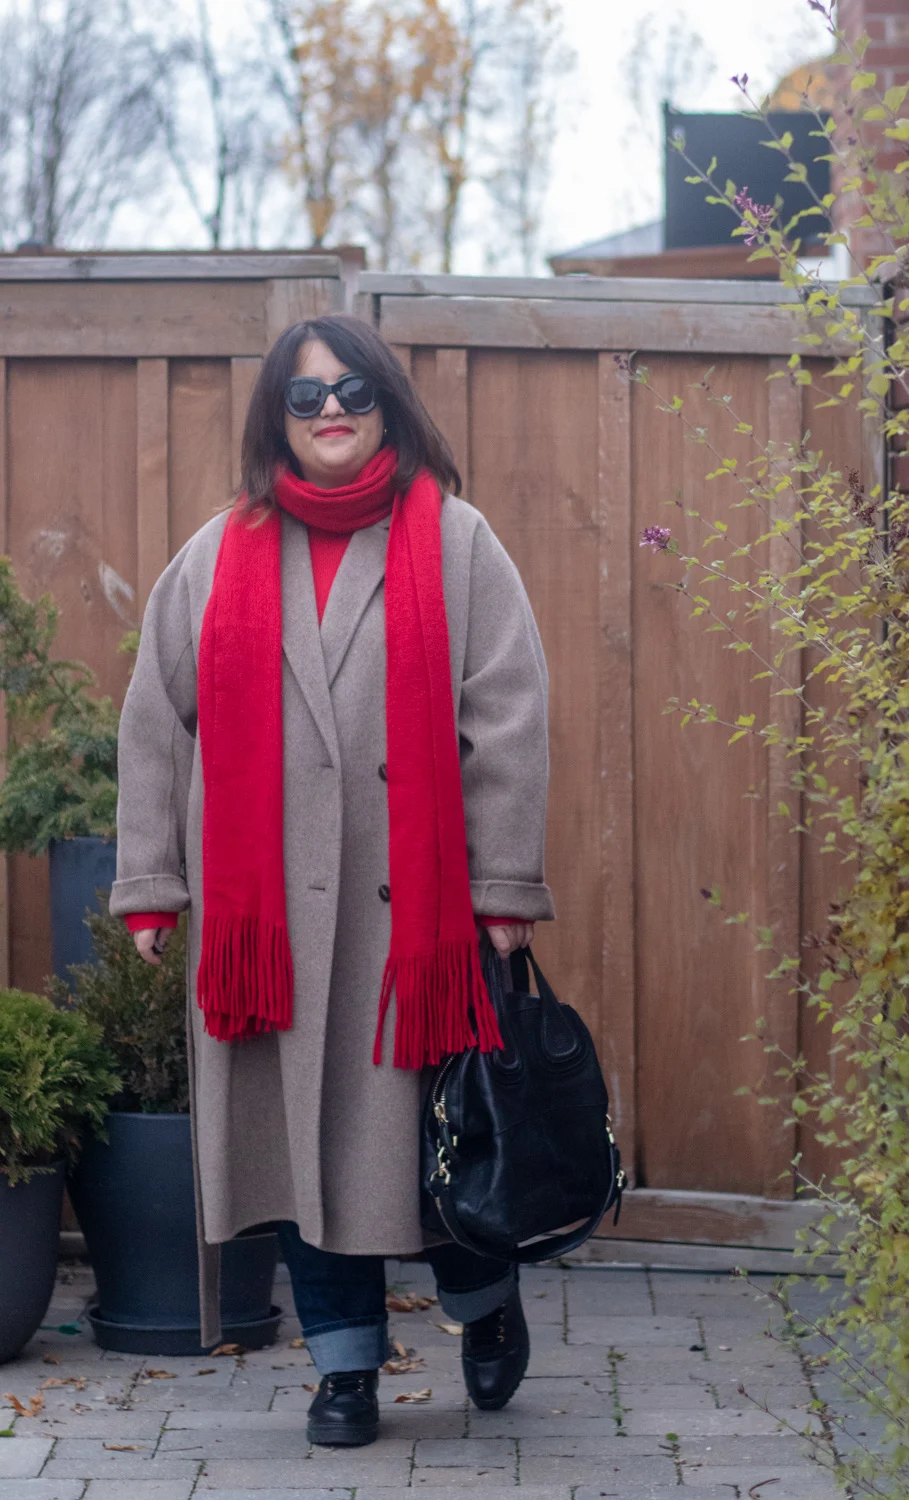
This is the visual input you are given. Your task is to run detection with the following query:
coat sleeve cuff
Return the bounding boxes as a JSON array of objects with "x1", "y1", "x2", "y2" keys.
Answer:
[
  {"x1": 469, "y1": 881, "x2": 555, "y2": 922},
  {"x1": 109, "y1": 875, "x2": 190, "y2": 918}
]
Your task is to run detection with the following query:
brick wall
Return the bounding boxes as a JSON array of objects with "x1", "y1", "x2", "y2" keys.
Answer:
[{"x1": 834, "y1": 0, "x2": 909, "y2": 264}]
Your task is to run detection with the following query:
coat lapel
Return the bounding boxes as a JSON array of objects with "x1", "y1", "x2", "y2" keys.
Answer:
[
  {"x1": 319, "y1": 516, "x2": 390, "y2": 689},
  {"x1": 280, "y1": 512, "x2": 339, "y2": 765}
]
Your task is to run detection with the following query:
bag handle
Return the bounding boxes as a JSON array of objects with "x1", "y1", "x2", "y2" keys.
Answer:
[{"x1": 506, "y1": 945, "x2": 559, "y2": 1008}]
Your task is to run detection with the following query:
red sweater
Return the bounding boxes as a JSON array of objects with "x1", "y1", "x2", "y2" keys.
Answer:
[{"x1": 126, "y1": 531, "x2": 521, "y2": 934}]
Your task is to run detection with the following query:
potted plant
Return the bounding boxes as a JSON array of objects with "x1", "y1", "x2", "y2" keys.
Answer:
[
  {"x1": 0, "y1": 560, "x2": 120, "y2": 977},
  {"x1": 54, "y1": 904, "x2": 281, "y2": 1356},
  {"x1": 0, "y1": 988, "x2": 118, "y2": 1363}
]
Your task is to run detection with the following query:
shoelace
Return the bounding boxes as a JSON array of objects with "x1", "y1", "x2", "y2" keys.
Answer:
[
  {"x1": 463, "y1": 1302, "x2": 508, "y2": 1358},
  {"x1": 324, "y1": 1370, "x2": 373, "y2": 1396}
]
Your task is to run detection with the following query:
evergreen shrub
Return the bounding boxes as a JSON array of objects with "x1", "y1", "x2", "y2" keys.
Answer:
[{"x1": 0, "y1": 988, "x2": 119, "y2": 1185}]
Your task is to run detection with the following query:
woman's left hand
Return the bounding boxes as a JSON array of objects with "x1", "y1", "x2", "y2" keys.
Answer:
[{"x1": 484, "y1": 922, "x2": 535, "y2": 958}]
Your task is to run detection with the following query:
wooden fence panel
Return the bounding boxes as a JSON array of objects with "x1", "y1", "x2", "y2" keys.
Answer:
[
  {"x1": 0, "y1": 257, "x2": 875, "y2": 1248},
  {"x1": 168, "y1": 362, "x2": 233, "y2": 554},
  {"x1": 630, "y1": 357, "x2": 773, "y2": 1196}
]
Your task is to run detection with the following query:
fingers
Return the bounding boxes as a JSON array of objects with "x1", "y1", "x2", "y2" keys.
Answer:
[
  {"x1": 134, "y1": 928, "x2": 168, "y2": 966},
  {"x1": 485, "y1": 922, "x2": 536, "y2": 958}
]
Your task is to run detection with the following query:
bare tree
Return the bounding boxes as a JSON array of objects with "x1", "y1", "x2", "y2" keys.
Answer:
[
  {"x1": 133, "y1": 0, "x2": 280, "y2": 250},
  {"x1": 618, "y1": 8, "x2": 718, "y2": 230},
  {"x1": 484, "y1": 0, "x2": 573, "y2": 274},
  {"x1": 271, "y1": 0, "x2": 573, "y2": 272},
  {"x1": 0, "y1": 0, "x2": 160, "y2": 250}
]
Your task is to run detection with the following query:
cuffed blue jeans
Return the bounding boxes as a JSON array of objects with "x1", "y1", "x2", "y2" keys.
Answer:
[{"x1": 277, "y1": 1222, "x2": 516, "y2": 1375}]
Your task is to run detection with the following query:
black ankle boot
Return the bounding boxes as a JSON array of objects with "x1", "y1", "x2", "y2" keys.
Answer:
[
  {"x1": 462, "y1": 1287, "x2": 530, "y2": 1411},
  {"x1": 307, "y1": 1368, "x2": 380, "y2": 1446}
]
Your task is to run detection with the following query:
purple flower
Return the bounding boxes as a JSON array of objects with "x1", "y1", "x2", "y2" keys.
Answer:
[
  {"x1": 733, "y1": 185, "x2": 774, "y2": 245},
  {"x1": 639, "y1": 525, "x2": 671, "y2": 551}
]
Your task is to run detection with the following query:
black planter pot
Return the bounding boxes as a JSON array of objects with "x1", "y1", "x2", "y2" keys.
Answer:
[
  {"x1": 69, "y1": 1113, "x2": 281, "y2": 1355},
  {"x1": 0, "y1": 1163, "x2": 66, "y2": 1363},
  {"x1": 49, "y1": 836, "x2": 118, "y2": 979}
]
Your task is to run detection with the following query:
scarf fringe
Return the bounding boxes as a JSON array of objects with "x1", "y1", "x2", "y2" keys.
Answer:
[
  {"x1": 197, "y1": 913, "x2": 294, "y2": 1043},
  {"x1": 373, "y1": 937, "x2": 504, "y2": 1069}
]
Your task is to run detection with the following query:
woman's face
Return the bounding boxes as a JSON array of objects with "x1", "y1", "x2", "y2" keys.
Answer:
[{"x1": 284, "y1": 338, "x2": 385, "y2": 489}]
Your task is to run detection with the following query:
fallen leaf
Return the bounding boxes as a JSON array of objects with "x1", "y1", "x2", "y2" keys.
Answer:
[
  {"x1": 386, "y1": 1293, "x2": 436, "y2": 1312},
  {"x1": 437, "y1": 1323, "x2": 463, "y2": 1336},
  {"x1": 143, "y1": 1370, "x2": 175, "y2": 1380},
  {"x1": 210, "y1": 1344, "x2": 246, "y2": 1357},
  {"x1": 71, "y1": 1404, "x2": 94, "y2": 1414},
  {"x1": 192, "y1": 1369, "x2": 216, "y2": 1377},
  {"x1": 394, "y1": 1387, "x2": 432, "y2": 1403},
  {"x1": 104, "y1": 1443, "x2": 146, "y2": 1452},
  {"x1": 288, "y1": 1337, "x2": 306, "y2": 1349},
  {"x1": 42, "y1": 1354, "x2": 61, "y2": 1365},
  {"x1": 41, "y1": 1378, "x2": 85, "y2": 1390},
  {"x1": 382, "y1": 1356, "x2": 427, "y2": 1375},
  {"x1": 2, "y1": 1393, "x2": 44, "y2": 1418}
]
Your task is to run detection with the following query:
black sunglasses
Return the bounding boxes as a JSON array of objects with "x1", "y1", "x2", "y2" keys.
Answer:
[{"x1": 284, "y1": 372, "x2": 378, "y2": 420}]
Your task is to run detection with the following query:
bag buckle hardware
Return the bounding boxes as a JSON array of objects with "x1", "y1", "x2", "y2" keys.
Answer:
[{"x1": 432, "y1": 1144, "x2": 453, "y2": 1186}]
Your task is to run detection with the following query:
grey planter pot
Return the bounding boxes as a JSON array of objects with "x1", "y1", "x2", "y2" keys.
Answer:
[
  {"x1": 48, "y1": 836, "x2": 117, "y2": 979},
  {"x1": 0, "y1": 1163, "x2": 66, "y2": 1364},
  {"x1": 68, "y1": 1113, "x2": 281, "y2": 1355}
]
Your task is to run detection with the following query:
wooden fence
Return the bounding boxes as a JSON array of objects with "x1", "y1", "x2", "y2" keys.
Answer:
[{"x1": 0, "y1": 253, "x2": 877, "y2": 1261}]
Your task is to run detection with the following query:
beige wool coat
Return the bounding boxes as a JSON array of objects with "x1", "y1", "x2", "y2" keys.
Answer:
[{"x1": 110, "y1": 495, "x2": 555, "y2": 1344}]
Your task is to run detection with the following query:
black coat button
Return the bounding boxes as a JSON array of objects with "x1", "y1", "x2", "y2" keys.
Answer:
[
  {"x1": 378, "y1": 884, "x2": 391, "y2": 902},
  {"x1": 378, "y1": 762, "x2": 387, "y2": 781}
]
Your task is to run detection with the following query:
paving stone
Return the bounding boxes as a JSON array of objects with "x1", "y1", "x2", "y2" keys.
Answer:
[
  {"x1": 524, "y1": 1344, "x2": 612, "y2": 1376},
  {"x1": 31, "y1": 1413, "x2": 166, "y2": 1440},
  {"x1": 196, "y1": 1452, "x2": 413, "y2": 1488},
  {"x1": 615, "y1": 1381, "x2": 716, "y2": 1408},
  {"x1": 413, "y1": 1439, "x2": 514, "y2": 1464},
  {"x1": 518, "y1": 1454, "x2": 679, "y2": 1484},
  {"x1": 130, "y1": 1386, "x2": 275, "y2": 1412},
  {"x1": 576, "y1": 1488, "x2": 750, "y2": 1500},
  {"x1": 184, "y1": 1492, "x2": 348, "y2": 1500},
  {"x1": 468, "y1": 1414, "x2": 620, "y2": 1439},
  {"x1": 160, "y1": 1430, "x2": 315, "y2": 1460},
  {"x1": 164, "y1": 1411, "x2": 309, "y2": 1431},
  {"x1": 678, "y1": 1434, "x2": 825, "y2": 1466},
  {"x1": 0, "y1": 1484, "x2": 86, "y2": 1500},
  {"x1": 569, "y1": 1316, "x2": 697, "y2": 1347},
  {"x1": 682, "y1": 1465, "x2": 841, "y2": 1494},
  {"x1": 42, "y1": 1442, "x2": 201, "y2": 1483},
  {"x1": 361, "y1": 1491, "x2": 571, "y2": 1500},
  {"x1": 0, "y1": 1436, "x2": 54, "y2": 1477},
  {"x1": 84, "y1": 1483, "x2": 195, "y2": 1500},
  {"x1": 623, "y1": 1405, "x2": 824, "y2": 1437},
  {"x1": 411, "y1": 1470, "x2": 515, "y2": 1487},
  {"x1": 472, "y1": 1378, "x2": 607, "y2": 1418}
]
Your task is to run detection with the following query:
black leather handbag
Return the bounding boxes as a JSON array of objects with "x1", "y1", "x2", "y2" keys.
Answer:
[{"x1": 420, "y1": 943, "x2": 626, "y2": 1262}]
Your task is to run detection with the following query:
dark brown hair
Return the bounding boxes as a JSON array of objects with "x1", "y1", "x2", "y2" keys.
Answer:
[{"x1": 240, "y1": 314, "x2": 462, "y2": 507}]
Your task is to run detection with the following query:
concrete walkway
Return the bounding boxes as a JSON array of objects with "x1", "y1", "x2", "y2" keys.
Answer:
[{"x1": 0, "y1": 1258, "x2": 859, "y2": 1499}]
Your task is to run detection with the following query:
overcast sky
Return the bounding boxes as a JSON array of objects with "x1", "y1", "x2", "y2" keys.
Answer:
[
  {"x1": 543, "y1": 0, "x2": 831, "y2": 259},
  {"x1": 114, "y1": 0, "x2": 832, "y2": 269}
]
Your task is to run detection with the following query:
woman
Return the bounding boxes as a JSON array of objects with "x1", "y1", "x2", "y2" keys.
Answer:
[{"x1": 111, "y1": 314, "x2": 554, "y2": 1448}]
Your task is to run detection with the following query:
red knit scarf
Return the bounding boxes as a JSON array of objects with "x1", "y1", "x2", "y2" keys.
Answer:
[{"x1": 196, "y1": 445, "x2": 502, "y2": 1067}]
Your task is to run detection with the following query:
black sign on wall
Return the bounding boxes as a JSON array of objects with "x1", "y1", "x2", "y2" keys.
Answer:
[{"x1": 663, "y1": 105, "x2": 831, "y2": 251}]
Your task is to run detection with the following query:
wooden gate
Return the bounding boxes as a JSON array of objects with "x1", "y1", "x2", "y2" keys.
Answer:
[{"x1": 0, "y1": 254, "x2": 875, "y2": 1263}]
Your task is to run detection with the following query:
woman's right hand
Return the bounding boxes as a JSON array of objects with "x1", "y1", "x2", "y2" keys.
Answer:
[{"x1": 133, "y1": 928, "x2": 170, "y2": 966}]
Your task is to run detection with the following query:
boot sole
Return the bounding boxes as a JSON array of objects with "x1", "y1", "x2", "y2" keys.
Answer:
[
  {"x1": 307, "y1": 1419, "x2": 379, "y2": 1447},
  {"x1": 464, "y1": 1316, "x2": 531, "y2": 1412}
]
